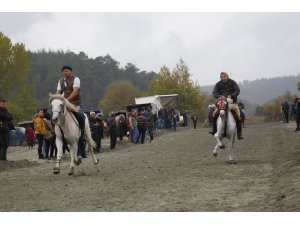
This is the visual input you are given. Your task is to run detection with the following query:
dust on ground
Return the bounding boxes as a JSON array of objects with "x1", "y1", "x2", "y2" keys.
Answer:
[{"x1": 0, "y1": 122, "x2": 299, "y2": 212}]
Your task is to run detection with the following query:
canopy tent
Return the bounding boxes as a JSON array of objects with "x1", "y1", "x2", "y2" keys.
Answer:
[{"x1": 134, "y1": 94, "x2": 178, "y2": 113}]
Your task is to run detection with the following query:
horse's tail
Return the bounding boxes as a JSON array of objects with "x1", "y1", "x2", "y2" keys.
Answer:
[
  {"x1": 85, "y1": 127, "x2": 96, "y2": 150},
  {"x1": 83, "y1": 115, "x2": 96, "y2": 150},
  {"x1": 83, "y1": 114, "x2": 99, "y2": 165}
]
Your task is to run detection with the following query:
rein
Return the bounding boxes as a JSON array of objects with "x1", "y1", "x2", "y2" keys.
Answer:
[{"x1": 218, "y1": 96, "x2": 228, "y2": 112}]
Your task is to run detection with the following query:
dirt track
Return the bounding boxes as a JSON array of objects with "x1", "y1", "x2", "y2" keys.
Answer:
[{"x1": 0, "y1": 121, "x2": 300, "y2": 212}]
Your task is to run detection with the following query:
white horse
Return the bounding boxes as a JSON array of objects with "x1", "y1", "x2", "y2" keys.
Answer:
[
  {"x1": 212, "y1": 96, "x2": 237, "y2": 164},
  {"x1": 49, "y1": 94, "x2": 99, "y2": 175}
]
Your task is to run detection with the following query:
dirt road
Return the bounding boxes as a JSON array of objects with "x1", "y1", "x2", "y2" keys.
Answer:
[{"x1": 0, "y1": 122, "x2": 299, "y2": 212}]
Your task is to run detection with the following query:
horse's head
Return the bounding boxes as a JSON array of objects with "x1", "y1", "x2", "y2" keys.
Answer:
[
  {"x1": 216, "y1": 95, "x2": 228, "y2": 118},
  {"x1": 49, "y1": 94, "x2": 65, "y2": 125}
]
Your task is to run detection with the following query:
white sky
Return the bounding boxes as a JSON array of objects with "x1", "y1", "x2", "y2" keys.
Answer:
[{"x1": 1, "y1": 1, "x2": 300, "y2": 86}]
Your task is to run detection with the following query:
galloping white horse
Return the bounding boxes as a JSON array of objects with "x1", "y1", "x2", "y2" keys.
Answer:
[
  {"x1": 212, "y1": 96, "x2": 237, "y2": 164},
  {"x1": 49, "y1": 94, "x2": 99, "y2": 175}
]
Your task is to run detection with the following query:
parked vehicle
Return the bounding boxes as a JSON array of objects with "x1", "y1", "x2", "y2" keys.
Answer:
[{"x1": 9, "y1": 127, "x2": 27, "y2": 147}]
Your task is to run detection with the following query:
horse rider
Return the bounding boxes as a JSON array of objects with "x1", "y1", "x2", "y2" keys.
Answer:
[
  {"x1": 56, "y1": 65, "x2": 86, "y2": 157},
  {"x1": 210, "y1": 71, "x2": 244, "y2": 140}
]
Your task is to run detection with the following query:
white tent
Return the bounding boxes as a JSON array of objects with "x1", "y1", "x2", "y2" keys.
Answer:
[{"x1": 135, "y1": 94, "x2": 178, "y2": 113}]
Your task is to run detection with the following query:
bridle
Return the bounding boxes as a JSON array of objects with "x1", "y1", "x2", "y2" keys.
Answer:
[
  {"x1": 50, "y1": 98, "x2": 66, "y2": 124},
  {"x1": 217, "y1": 96, "x2": 228, "y2": 112}
]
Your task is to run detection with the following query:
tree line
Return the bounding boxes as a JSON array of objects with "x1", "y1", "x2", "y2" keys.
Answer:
[{"x1": 0, "y1": 32, "x2": 205, "y2": 124}]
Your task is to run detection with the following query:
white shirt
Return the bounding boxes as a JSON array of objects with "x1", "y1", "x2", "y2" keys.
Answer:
[{"x1": 57, "y1": 77, "x2": 80, "y2": 97}]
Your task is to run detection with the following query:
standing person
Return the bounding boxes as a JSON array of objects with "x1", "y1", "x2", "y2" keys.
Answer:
[
  {"x1": 107, "y1": 111, "x2": 117, "y2": 150},
  {"x1": 56, "y1": 65, "x2": 86, "y2": 158},
  {"x1": 294, "y1": 97, "x2": 300, "y2": 132},
  {"x1": 89, "y1": 111, "x2": 102, "y2": 153},
  {"x1": 137, "y1": 112, "x2": 147, "y2": 144},
  {"x1": 146, "y1": 109, "x2": 154, "y2": 142},
  {"x1": 131, "y1": 113, "x2": 139, "y2": 144},
  {"x1": 33, "y1": 109, "x2": 46, "y2": 159},
  {"x1": 282, "y1": 101, "x2": 290, "y2": 123},
  {"x1": 25, "y1": 125, "x2": 35, "y2": 149},
  {"x1": 212, "y1": 71, "x2": 244, "y2": 139},
  {"x1": 0, "y1": 99, "x2": 14, "y2": 161},
  {"x1": 43, "y1": 111, "x2": 54, "y2": 160},
  {"x1": 96, "y1": 113, "x2": 104, "y2": 152},
  {"x1": 191, "y1": 114, "x2": 198, "y2": 129},
  {"x1": 183, "y1": 110, "x2": 188, "y2": 128},
  {"x1": 126, "y1": 112, "x2": 133, "y2": 142}
]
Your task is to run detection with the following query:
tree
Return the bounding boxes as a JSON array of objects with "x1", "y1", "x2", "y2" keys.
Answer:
[
  {"x1": 149, "y1": 59, "x2": 205, "y2": 117},
  {"x1": 0, "y1": 32, "x2": 36, "y2": 123},
  {"x1": 99, "y1": 80, "x2": 141, "y2": 114}
]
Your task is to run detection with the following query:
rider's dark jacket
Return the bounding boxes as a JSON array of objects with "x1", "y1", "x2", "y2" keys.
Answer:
[{"x1": 212, "y1": 79, "x2": 240, "y2": 103}]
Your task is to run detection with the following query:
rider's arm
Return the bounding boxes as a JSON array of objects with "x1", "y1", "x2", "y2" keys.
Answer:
[
  {"x1": 212, "y1": 83, "x2": 220, "y2": 99},
  {"x1": 231, "y1": 80, "x2": 240, "y2": 99},
  {"x1": 56, "y1": 80, "x2": 63, "y2": 95}
]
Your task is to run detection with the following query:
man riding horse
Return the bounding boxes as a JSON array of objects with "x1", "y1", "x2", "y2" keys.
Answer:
[
  {"x1": 210, "y1": 71, "x2": 244, "y2": 140},
  {"x1": 56, "y1": 65, "x2": 86, "y2": 157}
]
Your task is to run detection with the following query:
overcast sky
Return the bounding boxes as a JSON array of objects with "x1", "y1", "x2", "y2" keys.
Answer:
[{"x1": 1, "y1": 11, "x2": 300, "y2": 86}]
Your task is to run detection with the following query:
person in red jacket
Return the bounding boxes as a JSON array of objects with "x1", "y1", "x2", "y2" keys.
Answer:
[{"x1": 25, "y1": 126, "x2": 35, "y2": 149}]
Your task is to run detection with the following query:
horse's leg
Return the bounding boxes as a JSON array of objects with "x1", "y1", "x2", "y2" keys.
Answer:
[
  {"x1": 54, "y1": 127, "x2": 63, "y2": 174},
  {"x1": 213, "y1": 118, "x2": 225, "y2": 156},
  {"x1": 227, "y1": 134, "x2": 236, "y2": 163},
  {"x1": 228, "y1": 117, "x2": 237, "y2": 164},
  {"x1": 70, "y1": 142, "x2": 80, "y2": 165},
  {"x1": 68, "y1": 145, "x2": 76, "y2": 176}
]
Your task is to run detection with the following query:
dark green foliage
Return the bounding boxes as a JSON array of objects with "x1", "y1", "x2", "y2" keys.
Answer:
[{"x1": 28, "y1": 50, "x2": 157, "y2": 109}]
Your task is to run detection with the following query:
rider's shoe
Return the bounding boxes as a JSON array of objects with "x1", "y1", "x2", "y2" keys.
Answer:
[{"x1": 237, "y1": 134, "x2": 244, "y2": 140}]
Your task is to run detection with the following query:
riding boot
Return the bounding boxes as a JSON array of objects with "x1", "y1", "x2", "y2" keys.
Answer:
[
  {"x1": 236, "y1": 120, "x2": 244, "y2": 139},
  {"x1": 209, "y1": 118, "x2": 217, "y2": 135}
]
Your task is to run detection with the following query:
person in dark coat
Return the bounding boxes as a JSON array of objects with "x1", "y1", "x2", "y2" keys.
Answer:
[
  {"x1": 294, "y1": 97, "x2": 300, "y2": 131},
  {"x1": 281, "y1": 101, "x2": 290, "y2": 123},
  {"x1": 89, "y1": 111, "x2": 102, "y2": 153},
  {"x1": 211, "y1": 71, "x2": 244, "y2": 139},
  {"x1": 0, "y1": 99, "x2": 14, "y2": 161},
  {"x1": 107, "y1": 111, "x2": 117, "y2": 150},
  {"x1": 137, "y1": 112, "x2": 147, "y2": 144},
  {"x1": 191, "y1": 114, "x2": 198, "y2": 129}
]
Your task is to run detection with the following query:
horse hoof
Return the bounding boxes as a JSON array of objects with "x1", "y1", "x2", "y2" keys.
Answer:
[
  {"x1": 213, "y1": 152, "x2": 218, "y2": 157},
  {"x1": 53, "y1": 168, "x2": 60, "y2": 174},
  {"x1": 220, "y1": 145, "x2": 225, "y2": 149},
  {"x1": 94, "y1": 159, "x2": 99, "y2": 165},
  {"x1": 228, "y1": 160, "x2": 237, "y2": 164},
  {"x1": 68, "y1": 172, "x2": 74, "y2": 176}
]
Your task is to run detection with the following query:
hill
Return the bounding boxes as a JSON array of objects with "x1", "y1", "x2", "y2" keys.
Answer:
[
  {"x1": 201, "y1": 75, "x2": 300, "y2": 105},
  {"x1": 28, "y1": 50, "x2": 157, "y2": 108}
]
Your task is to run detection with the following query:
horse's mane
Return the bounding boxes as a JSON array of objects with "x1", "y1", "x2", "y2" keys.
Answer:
[{"x1": 49, "y1": 94, "x2": 79, "y2": 113}]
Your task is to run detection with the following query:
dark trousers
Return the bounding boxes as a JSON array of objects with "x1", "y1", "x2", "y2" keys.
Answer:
[
  {"x1": 137, "y1": 126, "x2": 146, "y2": 144},
  {"x1": 77, "y1": 138, "x2": 86, "y2": 157},
  {"x1": 45, "y1": 137, "x2": 57, "y2": 158},
  {"x1": 49, "y1": 138, "x2": 57, "y2": 157},
  {"x1": 147, "y1": 127, "x2": 154, "y2": 141},
  {"x1": 0, "y1": 131, "x2": 9, "y2": 160},
  {"x1": 92, "y1": 133, "x2": 101, "y2": 152},
  {"x1": 36, "y1": 134, "x2": 44, "y2": 158},
  {"x1": 192, "y1": 120, "x2": 197, "y2": 129},
  {"x1": 109, "y1": 130, "x2": 117, "y2": 150}
]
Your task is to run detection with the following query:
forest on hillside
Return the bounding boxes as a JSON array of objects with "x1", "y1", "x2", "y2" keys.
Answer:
[{"x1": 28, "y1": 50, "x2": 157, "y2": 108}]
